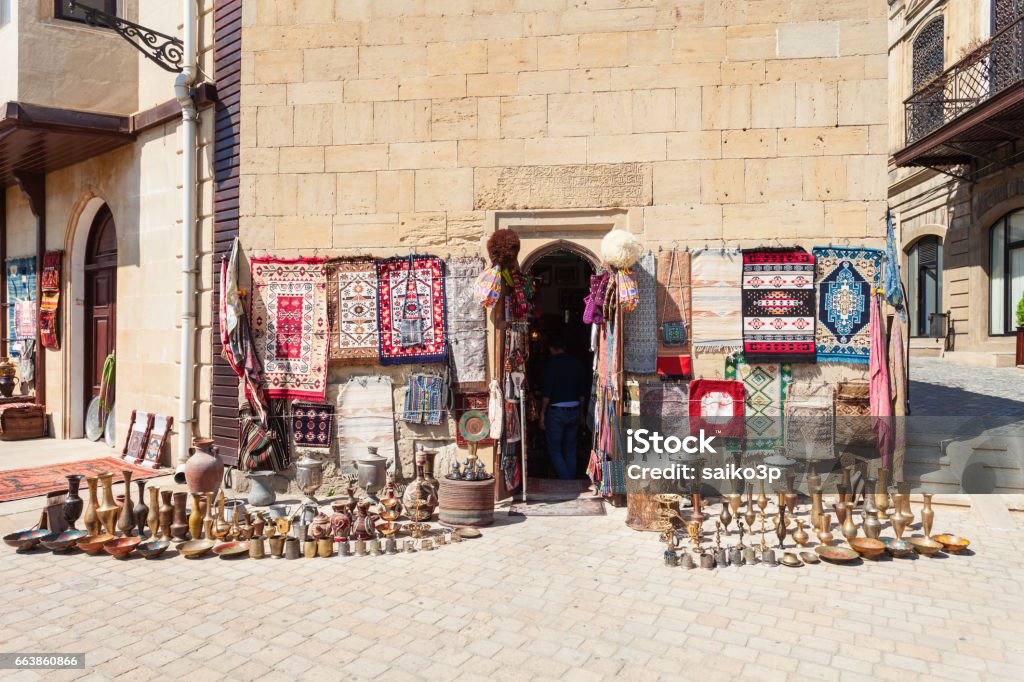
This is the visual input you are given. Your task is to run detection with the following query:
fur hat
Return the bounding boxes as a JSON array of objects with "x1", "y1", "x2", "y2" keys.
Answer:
[
  {"x1": 601, "y1": 230, "x2": 643, "y2": 269},
  {"x1": 487, "y1": 229, "x2": 521, "y2": 269}
]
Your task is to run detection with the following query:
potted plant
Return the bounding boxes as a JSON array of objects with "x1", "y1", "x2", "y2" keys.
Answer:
[{"x1": 1016, "y1": 294, "x2": 1024, "y2": 366}]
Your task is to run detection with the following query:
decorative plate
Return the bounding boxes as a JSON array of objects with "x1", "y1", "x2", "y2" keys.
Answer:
[
  {"x1": 85, "y1": 397, "x2": 104, "y2": 442},
  {"x1": 814, "y1": 545, "x2": 859, "y2": 563},
  {"x1": 104, "y1": 406, "x2": 116, "y2": 448},
  {"x1": 458, "y1": 410, "x2": 490, "y2": 443}
]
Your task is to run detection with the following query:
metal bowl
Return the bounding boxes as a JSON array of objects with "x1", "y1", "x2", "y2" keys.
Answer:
[
  {"x1": 41, "y1": 530, "x2": 88, "y2": 553},
  {"x1": 137, "y1": 539, "x2": 170, "y2": 559},
  {"x1": 179, "y1": 539, "x2": 215, "y2": 559},
  {"x1": 881, "y1": 537, "x2": 913, "y2": 557},
  {"x1": 213, "y1": 541, "x2": 250, "y2": 558},
  {"x1": 779, "y1": 552, "x2": 802, "y2": 567},
  {"x1": 103, "y1": 537, "x2": 141, "y2": 559},
  {"x1": 77, "y1": 534, "x2": 116, "y2": 554},
  {"x1": 908, "y1": 536, "x2": 943, "y2": 557},
  {"x1": 454, "y1": 527, "x2": 481, "y2": 539},
  {"x1": 848, "y1": 537, "x2": 886, "y2": 559},
  {"x1": 932, "y1": 534, "x2": 970, "y2": 553},
  {"x1": 799, "y1": 551, "x2": 820, "y2": 564},
  {"x1": 3, "y1": 529, "x2": 54, "y2": 551},
  {"x1": 814, "y1": 545, "x2": 859, "y2": 563}
]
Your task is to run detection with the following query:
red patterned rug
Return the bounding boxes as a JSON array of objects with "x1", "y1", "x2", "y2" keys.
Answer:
[
  {"x1": 0, "y1": 458, "x2": 166, "y2": 502},
  {"x1": 508, "y1": 498, "x2": 606, "y2": 517}
]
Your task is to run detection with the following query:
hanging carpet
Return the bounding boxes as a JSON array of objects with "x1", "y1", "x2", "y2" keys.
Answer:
[
  {"x1": 291, "y1": 401, "x2": 334, "y2": 449},
  {"x1": 688, "y1": 379, "x2": 745, "y2": 439},
  {"x1": 39, "y1": 250, "x2": 62, "y2": 350},
  {"x1": 446, "y1": 257, "x2": 488, "y2": 385},
  {"x1": 812, "y1": 247, "x2": 883, "y2": 364},
  {"x1": 327, "y1": 258, "x2": 379, "y2": 363},
  {"x1": 6, "y1": 257, "x2": 36, "y2": 347},
  {"x1": 784, "y1": 382, "x2": 835, "y2": 461},
  {"x1": 337, "y1": 375, "x2": 396, "y2": 462},
  {"x1": 691, "y1": 249, "x2": 743, "y2": 353},
  {"x1": 623, "y1": 252, "x2": 657, "y2": 374},
  {"x1": 639, "y1": 382, "x2": 690, "y2": 422},
  {"x1": 377, "y1": 256, "x2": 448, "y2": 365},
  {"x1": 741, "y1": 248, "x2": 815, "y2": 363},
  {"x1": 250, "y1": 257, "x2": 329, "y2": 401},
  {"x1": 724, "y1": 354, "x2": 792, "y2": 455}
]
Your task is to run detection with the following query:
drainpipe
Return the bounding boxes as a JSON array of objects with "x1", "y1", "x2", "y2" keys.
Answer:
[{"x1": 174, "y1": 0, "x2": 198, "y2": 481}]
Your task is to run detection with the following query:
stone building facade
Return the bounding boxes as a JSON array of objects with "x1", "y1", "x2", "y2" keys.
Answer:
[
  {"x1": 888, "y1": 0, "x2": 1024, "y2": 366},
  {"x1": 235, "y1": 0, "x2": 890, "y2": 485}
]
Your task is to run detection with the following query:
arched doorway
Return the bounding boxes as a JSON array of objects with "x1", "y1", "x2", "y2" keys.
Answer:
[
  {"x1": 83, "y1": 206, "x2": 117, "y2": 413},
  {"x1": 523, "y1": 246, "x2": 597, "y2": 486}
]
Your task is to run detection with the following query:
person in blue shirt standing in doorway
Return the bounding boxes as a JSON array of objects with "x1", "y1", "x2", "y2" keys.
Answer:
[{"x1": 539, "y1": 339, "x2": 586, "y2": 480}]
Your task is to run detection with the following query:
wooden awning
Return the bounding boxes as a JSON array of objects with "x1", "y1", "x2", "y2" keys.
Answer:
[{"x1": 0, "y1": 102, "x2": 135, "y2": 188}]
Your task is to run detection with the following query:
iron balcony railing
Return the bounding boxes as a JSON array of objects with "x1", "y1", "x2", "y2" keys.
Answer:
[{"x1": 905, "y1": 15, "x2": 1024, "y2": 145}]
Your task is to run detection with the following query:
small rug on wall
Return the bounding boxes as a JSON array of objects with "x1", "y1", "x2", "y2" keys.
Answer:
[
  {"x1": 509, "y1": 498, "x2": 606, "y2": 517},
  {"x1": 0, "y1": 458, "x2": 166, "y2": 503},
  {"x1": 812, "y1": 247, "x2": 883, "y2": 364}
]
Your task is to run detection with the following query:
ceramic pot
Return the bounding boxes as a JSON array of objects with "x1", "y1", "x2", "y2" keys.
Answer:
[
  {"x1": 309, "y1": 513, "x2": 332, "y2": 540},
  {"x1": 351, "y1": 501, "x2": 377, "y2": 540},
  {"x1": 133, "y1": 480, "x2": 149, "y2": 537},
  {"x1": 170, "y1": 492, "x2": 189, "y2": 541},
  {"x1": 921, "y1": 493, "x2": 935, "y2": 538},
  {"x1": 147, "y1": 486, "x2": 160, "y2": 538},
  {"x1": 330, "y1": 507, "x2": 351, "y2": 541},
  {"x1": 83, "y1": 476, "x2": 101, "y2": 535},
  {"x1": 246, "y1": 471, "x2": 276, "y2": 507},
  {"x1": 97, "y1": 473, "x2": 119, "y2": 535},
  {"x1": 0, "y1": 356, "x2": 16, "y2": 398},
  {"x1": 158, "y1": 490, "x2": 174, "y2": 541},
  {"x1": 63, "y1": 475, "x2": 85, "y2": 531},
  {"x1": 189, "y1": 493, "x2": 204, "y2": 540},
  {"x1": 184, "y1": 438, "x2": 224, "y2": 495},
  {"x1": 117, "y1": 471, "x2": 136, "y2": 536}
]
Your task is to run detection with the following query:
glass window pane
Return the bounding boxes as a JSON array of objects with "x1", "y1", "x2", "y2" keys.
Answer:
[
  {"x1": 908, "y1": 244, "x2": 920, "y2": 337},
  {"x1": 991, "y1": 222, "x2": 1006, "y2": 334},
  {"x1": 1010, "y1": 210, "x2": 1024, "y2": 242},
  {"x1": 923, "y1": 267, "x2": 938, "y2": 336},
  {"x1": 1012, "y1": 247, "x2": 1024, "y2": 330}
]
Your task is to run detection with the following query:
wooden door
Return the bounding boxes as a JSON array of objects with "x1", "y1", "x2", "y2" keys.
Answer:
[{"x1": 84, "y1": 207, "x2": 117, "y2": 408}]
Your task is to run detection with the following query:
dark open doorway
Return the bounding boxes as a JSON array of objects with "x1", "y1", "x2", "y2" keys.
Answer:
[
  {"x1": 84, "y1": 205, "x2": 117, "y2": 414},
  {"x1": 523, "y1": 250, "x2": 595, "y2": 486}
]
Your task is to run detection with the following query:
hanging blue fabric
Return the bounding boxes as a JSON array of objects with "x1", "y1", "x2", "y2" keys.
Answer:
[{"x1": 884, "y1": 209, "x2": 907, "y2": 322}]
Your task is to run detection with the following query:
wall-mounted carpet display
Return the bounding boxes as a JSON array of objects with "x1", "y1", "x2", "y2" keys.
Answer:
[
  {"x1": 724, "y1": 354, "x2": 792, "y2": 455},
  {"x1": 688, "y1": 379, "x2": 745, "y2": 439},
  {"x1": 39, "y1": 251, "x2": 62, "y2": 350},
  {"x1": 623, "y1": 252, "x2": 657, "y2": 374},
  {"x1": 691, "y1": 249, "x2": 743, "y2": 353},
  {"x1": 250, "y1": 256, "x2": 329, "y2": 401},
  {"x1": 813, "y1": 247, "x2": 883, "y2": 363},
  {"x1": 327, "y1": 258, "x2": 378, "y2": 363},
  {"x1": 639, "y1": 382, "x2": 689, "y2": 422},
  {"x1": 291, "y1": 401, "x2": 334, "y2": 449},
  {"x1": 376, "y1": 255, "x2": 448, "y2": 365},
  {"x1": 337, "y1": 375, "x2": 396, "y2": 462},
  {"x1": 741, "y1": 248, "x2": 815, "y2": 363},
  {"x1": 783, "y1": 382, "x2": 834, "y2": 461},
  {"x1": 446, "y1": 257, "x2": 487, "y2": 385},
  {"x1": 6, "y1": 257, "x2": 36, "y2": 348}
]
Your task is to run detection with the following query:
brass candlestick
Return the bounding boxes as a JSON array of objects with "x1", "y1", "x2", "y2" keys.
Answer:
[
  {"x1": 757, "y1": 513, "x2": 769, "y2": 552},
  {"x1": 714, "y1": 521, "x2": 722, "y2": 552}
]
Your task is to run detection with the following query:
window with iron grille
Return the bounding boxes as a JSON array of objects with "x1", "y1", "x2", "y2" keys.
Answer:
[
  {"x1": 55, "y1": 0, "x2": 118, "y2": 23},
  {"x1": 994, "y1": 0, "x2": 1024, "y2": 31},
  {"x1": 912, "y1": 18, "x2": 946, "y2": 90},
  {"x1": 907, "y1": 237, "x2": 943, "y2": 337}
]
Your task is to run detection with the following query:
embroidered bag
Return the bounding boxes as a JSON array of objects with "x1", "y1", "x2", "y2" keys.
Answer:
[
  {"x1": 583, "y1": 272, "x2": 610, "y2": 325},
  {"x1": 659, "y1": 252, "x2": 688, "y2": 347}
]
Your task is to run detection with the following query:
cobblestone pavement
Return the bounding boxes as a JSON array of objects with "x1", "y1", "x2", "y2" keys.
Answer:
[
  {"x1": 0, "y1": 500, "x2": 1021, "y2": 682},
  {"x1": 909, "y1": 357, "x2": 1024, "y2": 417}
]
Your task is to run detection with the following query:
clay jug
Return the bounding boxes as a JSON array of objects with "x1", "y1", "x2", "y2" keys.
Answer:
[
  {"x1": 97, "y1": 472, "x2": 119, "y2": 535},
  {"x1": 921, "y1": 493, "x2": 935, "y2": 538},
  {"x1": 158, "y1": 490, "x2": 174, "y2": 541},
  {"x1": 171, "y1": 492, "x2": 190, "y2": 541},
  {"x1": 83, "y1": 476, "x2": 101, "y2": 535},
  {"x1": 189, "y1": 493, "x2": 204, "y2": 540},
  {"x1": 63, "y1": 475, "x2": 85, "y2": 531},
  {"x1": 117, "y1": 471, "x2": 136, "y2": 536},
  {"x1": 133, "y1": 480, "x2": 149, "y2": 537},
  {"x1": 309, "y1": 513, "x2": 332, "y2": 540},
  {"x1": 184, "y1": 438, "x2": 224, "y2": 495},
  {"x1": 147, "y1": 486, "x2": 160, "y2": 538}
]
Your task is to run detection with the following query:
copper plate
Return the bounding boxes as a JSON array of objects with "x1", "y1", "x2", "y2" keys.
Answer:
[
  {"x1": 814, "y1": 545, "x2": 859, "y2": 563},
  {"x1": 908, "y1": 536, "x2": 943, "y2": 556},
  {"x1": 77, "y1": 533, "x2": 116, "y2": 554},
  {"x1": 179, "y1": 539, "x2": 215, "y2": 559},
  {"x1": 932, "y1": 534, "x2": 970, "y2": 553},
  {"x1": 213, "y1": 541, "x2": 250, "y2": 558},
  {"x1": 455, "y1": 527, "x2": 481, "y2": 539},
  {"x1": 103, "y1": 537, "x2": 142, "y2": 559},
  {"x1": 848, "y1": 537, "x2": 885, "y2": 559}
]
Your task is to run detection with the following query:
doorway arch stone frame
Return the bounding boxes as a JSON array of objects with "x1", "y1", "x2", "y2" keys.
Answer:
[{"x1": 483, "y1": 209, "x2": 636, "y2": 270}]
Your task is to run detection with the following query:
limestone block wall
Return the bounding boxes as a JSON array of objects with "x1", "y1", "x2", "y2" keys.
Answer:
[{"x1": 237, "y1": 1, "x2": 890, "y2": 483}]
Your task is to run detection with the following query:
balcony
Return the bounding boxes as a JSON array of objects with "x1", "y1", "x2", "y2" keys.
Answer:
[{"x1": 895, "y1": 15, "x2": 1024, "y2": 177}]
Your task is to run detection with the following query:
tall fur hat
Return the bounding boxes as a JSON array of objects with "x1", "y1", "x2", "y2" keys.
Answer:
[
  {"x1": 601, "y1": 229, "x2": 643, "y2": 269},
  {"x1": 487, "y1": 229, "x2": 521, "y2": 269}
]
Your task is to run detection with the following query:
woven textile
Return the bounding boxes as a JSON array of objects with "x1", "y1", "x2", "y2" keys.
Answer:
[
  {"x1": 291, "y1": 401, "x2": 334, "y2": 449},
  {"x1": 869, "y1": 293, "x2": 893, "y2": 468},
  {"x1": 250, "y1": 257, "x2": 329, "y2": 401},
  {"x1": 784, "y1": 382, "x2": 834, "y2": 461},
  {"x1": 889, "y1": 318, "x2": 907, "y2": 481},
  {"x1": 337, "y1": 375, "x2": 396, "y2": 462},
  {"x1": 401, "y1": 374, "x2": 445, "y2": 426},
  {"x1": 327, "y1": 258, "x2": 378, "y2": 363},
  {"x1": 639, "y1": 382, "x2": 689, "y2": 422},
  {"x1": 6, "y1": 257, "x2": 36, "y2": 344},
  {"x1": 656, "y1": 250, "x2": 691, "y2": 354},
  {"x1": 623, "y1": 252, "x2": 657, "y2": 374},
  {"x1": 835, "y1": 381, "x2": 873, "y2": 448},
  {"x1": 725, "y1": 354, "x2": 792, "y2": 455},
  {"x1": 688, "y1": 379, "x2": 745, "y2": 439},
  {"x1": 691, "y1": 249, "x2": 743, "y2": 352},
  {"x1": 239, "y1": 406, "x2": 290, "y2": 472},
  {"x1": 741, "y1": 248, "x2": 815, "y2": 363},
  {"x1": 446, "y1": 257, "x2": 487, "y2": 385},
  {"x1": 39, "y1": 251, "x2": 62, "y2": 350},
  {"x1": 813, "y1": 247, "x2": 883, "y2": 363},
  {"x1": 377, "y1": 256, "x2": 448, "y2": 365}
]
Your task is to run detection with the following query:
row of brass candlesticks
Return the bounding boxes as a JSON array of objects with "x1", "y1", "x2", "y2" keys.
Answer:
[{"x1": 661, "y1": 469, "x2": 965, "y2": 568}]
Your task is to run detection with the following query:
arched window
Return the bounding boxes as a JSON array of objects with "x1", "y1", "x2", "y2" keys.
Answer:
[
  {"x1": 907, "y1": 237, "x2": 943, "y2": 337},
  {"x1": 990, "y1": 210, "x2": 1024, "y2": 334},
  {"x1": 912, "y1": 18, "x2": 945, "y2": 91}
]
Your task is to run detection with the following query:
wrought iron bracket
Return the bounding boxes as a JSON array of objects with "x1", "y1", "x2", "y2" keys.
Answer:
[{"x1": 66, "y1": 1, "x2": 184, "y2": 73}]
